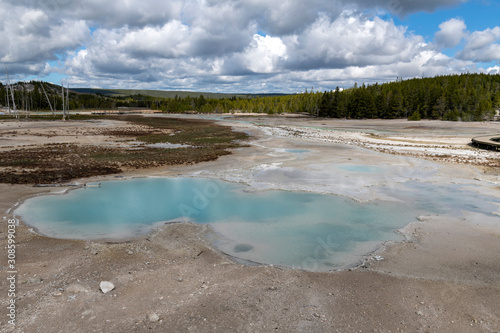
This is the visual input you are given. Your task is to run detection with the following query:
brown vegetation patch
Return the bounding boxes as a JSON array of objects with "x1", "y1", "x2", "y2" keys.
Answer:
[{"x1": 0, "y1": 116, "x2": 248, "y2": 184}]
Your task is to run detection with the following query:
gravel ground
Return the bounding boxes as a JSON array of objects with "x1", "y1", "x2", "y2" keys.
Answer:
[{"x1": 1, "y1": 115, "x2": 500, "y2": 332}]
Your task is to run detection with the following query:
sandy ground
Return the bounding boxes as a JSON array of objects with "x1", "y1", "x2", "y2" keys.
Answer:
[
  {"x1": 1, "y1": 115, "x2": 500, "y2": 332},
  {"x1": 0, "y1": 119, "x2": 165, "y2": 149}
]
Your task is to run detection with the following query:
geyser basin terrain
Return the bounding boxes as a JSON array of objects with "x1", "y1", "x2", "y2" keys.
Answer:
[{"x1": 15, "y1": 177, "x2": 499, "y2": 271}]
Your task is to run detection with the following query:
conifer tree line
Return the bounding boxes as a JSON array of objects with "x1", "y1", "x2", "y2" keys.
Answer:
[
  {"x1": 2, "y1": 74, "x2": 499, "y2": 121},
  {"x1": 318, "y1": 74, "x2": 500, "y2": 121}
]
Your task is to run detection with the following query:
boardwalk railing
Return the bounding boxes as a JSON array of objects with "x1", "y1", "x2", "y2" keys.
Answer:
[{"x1": 471, "y1": 135, "x2": 500, "y2": 151}]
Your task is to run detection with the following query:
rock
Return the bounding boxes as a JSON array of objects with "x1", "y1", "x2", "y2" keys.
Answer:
[
  {"x1": 148, "y1": 313, "x2": 160, "y2": 322},
  {"x1": 66, "y1": 283, "x2": 87, "y2": 294},
  {"x1": 100, "y1": 281, "x2": 115, "y2": 294},
  {"x1": 127, "y1": 250, "x2": 134, "y2": 255}
]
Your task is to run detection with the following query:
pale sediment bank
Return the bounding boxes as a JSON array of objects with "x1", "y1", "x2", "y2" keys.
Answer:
[{"x1": 1, "y1": 116, "x2": 500, "y2": 332}]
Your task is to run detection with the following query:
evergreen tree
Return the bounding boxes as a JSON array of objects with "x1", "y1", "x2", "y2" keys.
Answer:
[
  {"x1": 319, "y1": 91, "x2": 332, "y2": 117},
  {"x1": 387, "y1": 90, "x2": 403, "y2": 118}
]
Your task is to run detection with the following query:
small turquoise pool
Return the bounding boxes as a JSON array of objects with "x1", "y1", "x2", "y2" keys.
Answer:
[
  {"x1": 285, "y1": 149, "x2": 310, "y2": 154},
  {"x1": 337, "y1": 164, "x2": 382, "y2": 173},
  {"x1": 14, "y1": 177, "x2": 500, "y2": 270}
]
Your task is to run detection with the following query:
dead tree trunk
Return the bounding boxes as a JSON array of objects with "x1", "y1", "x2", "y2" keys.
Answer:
[
  {"x1": 3, "y1": 67, "x2": 11, "y2": 116},
  {"x1": 8, "y1": 80, "x2": 17, "y2": 119},
  {"x1": 40, "y1": 83, "x2": 55, "y2": 115},
  {"x1": 61, "y1": 81, "x2": 66, "y2": 121},
  {"x1": 66, "y1": 82, "x2": 70, "y2": 119},
  {"x1": 5, "y1": 82, "x2": 10, "y2": 116},
  {"x1": 4, "y1": 67, "x2": 17, "y2": 118}
]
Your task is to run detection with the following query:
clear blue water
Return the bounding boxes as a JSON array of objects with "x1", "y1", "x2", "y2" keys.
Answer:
[
  {"x1": 285, "y1": 149, "x2": 310, "y2": 154},
  {"x1": 15, "y1": 177, "x2": 500, "y2": 270}
]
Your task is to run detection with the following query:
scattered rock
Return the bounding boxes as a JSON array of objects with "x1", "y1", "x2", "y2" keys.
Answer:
[
  {"x1": 99, "y1": 281, "x2": 115, "y2": 294},
  {"x1": 66, "y1": 283, "x2": 87, "y2": 294},
  {"x1": 233, "y1": 244, "x2": 253, "y2": 253},
  {"x1": 148, "y1": 313, "x2": 160, "y2": 322}
]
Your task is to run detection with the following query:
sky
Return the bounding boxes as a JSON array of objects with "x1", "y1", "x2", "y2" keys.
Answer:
[{"x1": 0, "y1": 0, "x2": 499, "y2": 93}]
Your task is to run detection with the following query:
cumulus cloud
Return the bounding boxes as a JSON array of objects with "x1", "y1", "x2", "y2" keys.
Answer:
[
  {"x1": 0, "y1": 0, "x2": 496, "y2": 92},
  {"x1": 352, "y1": 0, "x2": 469, "y2": 16},
  {"x1": 432, "y1": 18, "x2": 500, "y2": 64},
  {"x1": 0, "y1": 2, "x2": 89, "y2": 75},
  {"x1": 457, "y1": 27, "x2": 500, "y2": 62},
  {"x1": 3, "y1": 0, "x2": 184, "y2": 29},
  {"x1": 228, "y1": 34, "x2": 288, "y2": 74},
  {"x1": 238, "y1": 0, "x2": 344, "y2": 35},
  {"x1": 61, "y1": 7, "x2": 480, "y2": 92},
  {"x1": 285, "y1": 14, "x2": 427, "y2": 70},
  {"x1": 65, "y1": 12, "x2": 429, "y2": 79},
  {"x1": 486, "y1": 66, "x2": 500, "y2": 74},
  {"x1": 434, "y1": 18, "x2": 467, "y2": 48}
]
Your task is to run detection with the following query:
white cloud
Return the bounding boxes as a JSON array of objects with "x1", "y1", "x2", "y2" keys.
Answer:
[
  {"x1": 434, "y1": 18, "x2": 467, "y2": 48},
  {"x1": 51, "y1": 0, "x2": 184, "y2": 29},
  {"x1": 0, "y1": 2, "x2": 89, "y2": 76},
  {"x1": 466, "y1": 27, "x2": 500, "y2": 50},
  {"x1": 239, "y1": 0, "x2": 345, "y2": 35},
  {"x1": 0, "y1": 0, "x2": 496, "y2": 92},
  {"x1": 457, "y1": 27, "x2": 500, "y2": 62},
  {"x1": 485, "y1": 66, "x2": 500, "y2": 74},
  {"x1": 3, "y1": 27, "x2": 88, "y2": 64},
  {"x1": 351, "y1": 0, "x2": 468, "y2": 16},
  {"x1": 62, "y1": 8, "x2": 480, "y2": 92},
  {"x1": 117, "y1": 21, "x2": 191, "y2": 58},
  {"x1": 285, "y1": 14, "x2": 427, "y2": 70},
  {"x1": 234, "y1": 34, "x2": 288, "y2": 73}
]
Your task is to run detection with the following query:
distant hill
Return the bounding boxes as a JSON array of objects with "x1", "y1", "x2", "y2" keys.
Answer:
[
  {"x1": 72, "y1": 88, "x2": 289, "y2": 99},
  {"x1": 0, "y1": 80, "x2": 291, "y2": 112},
  {"x1": 6, "y1": 74, "x2": 497, "y2": 121}
]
